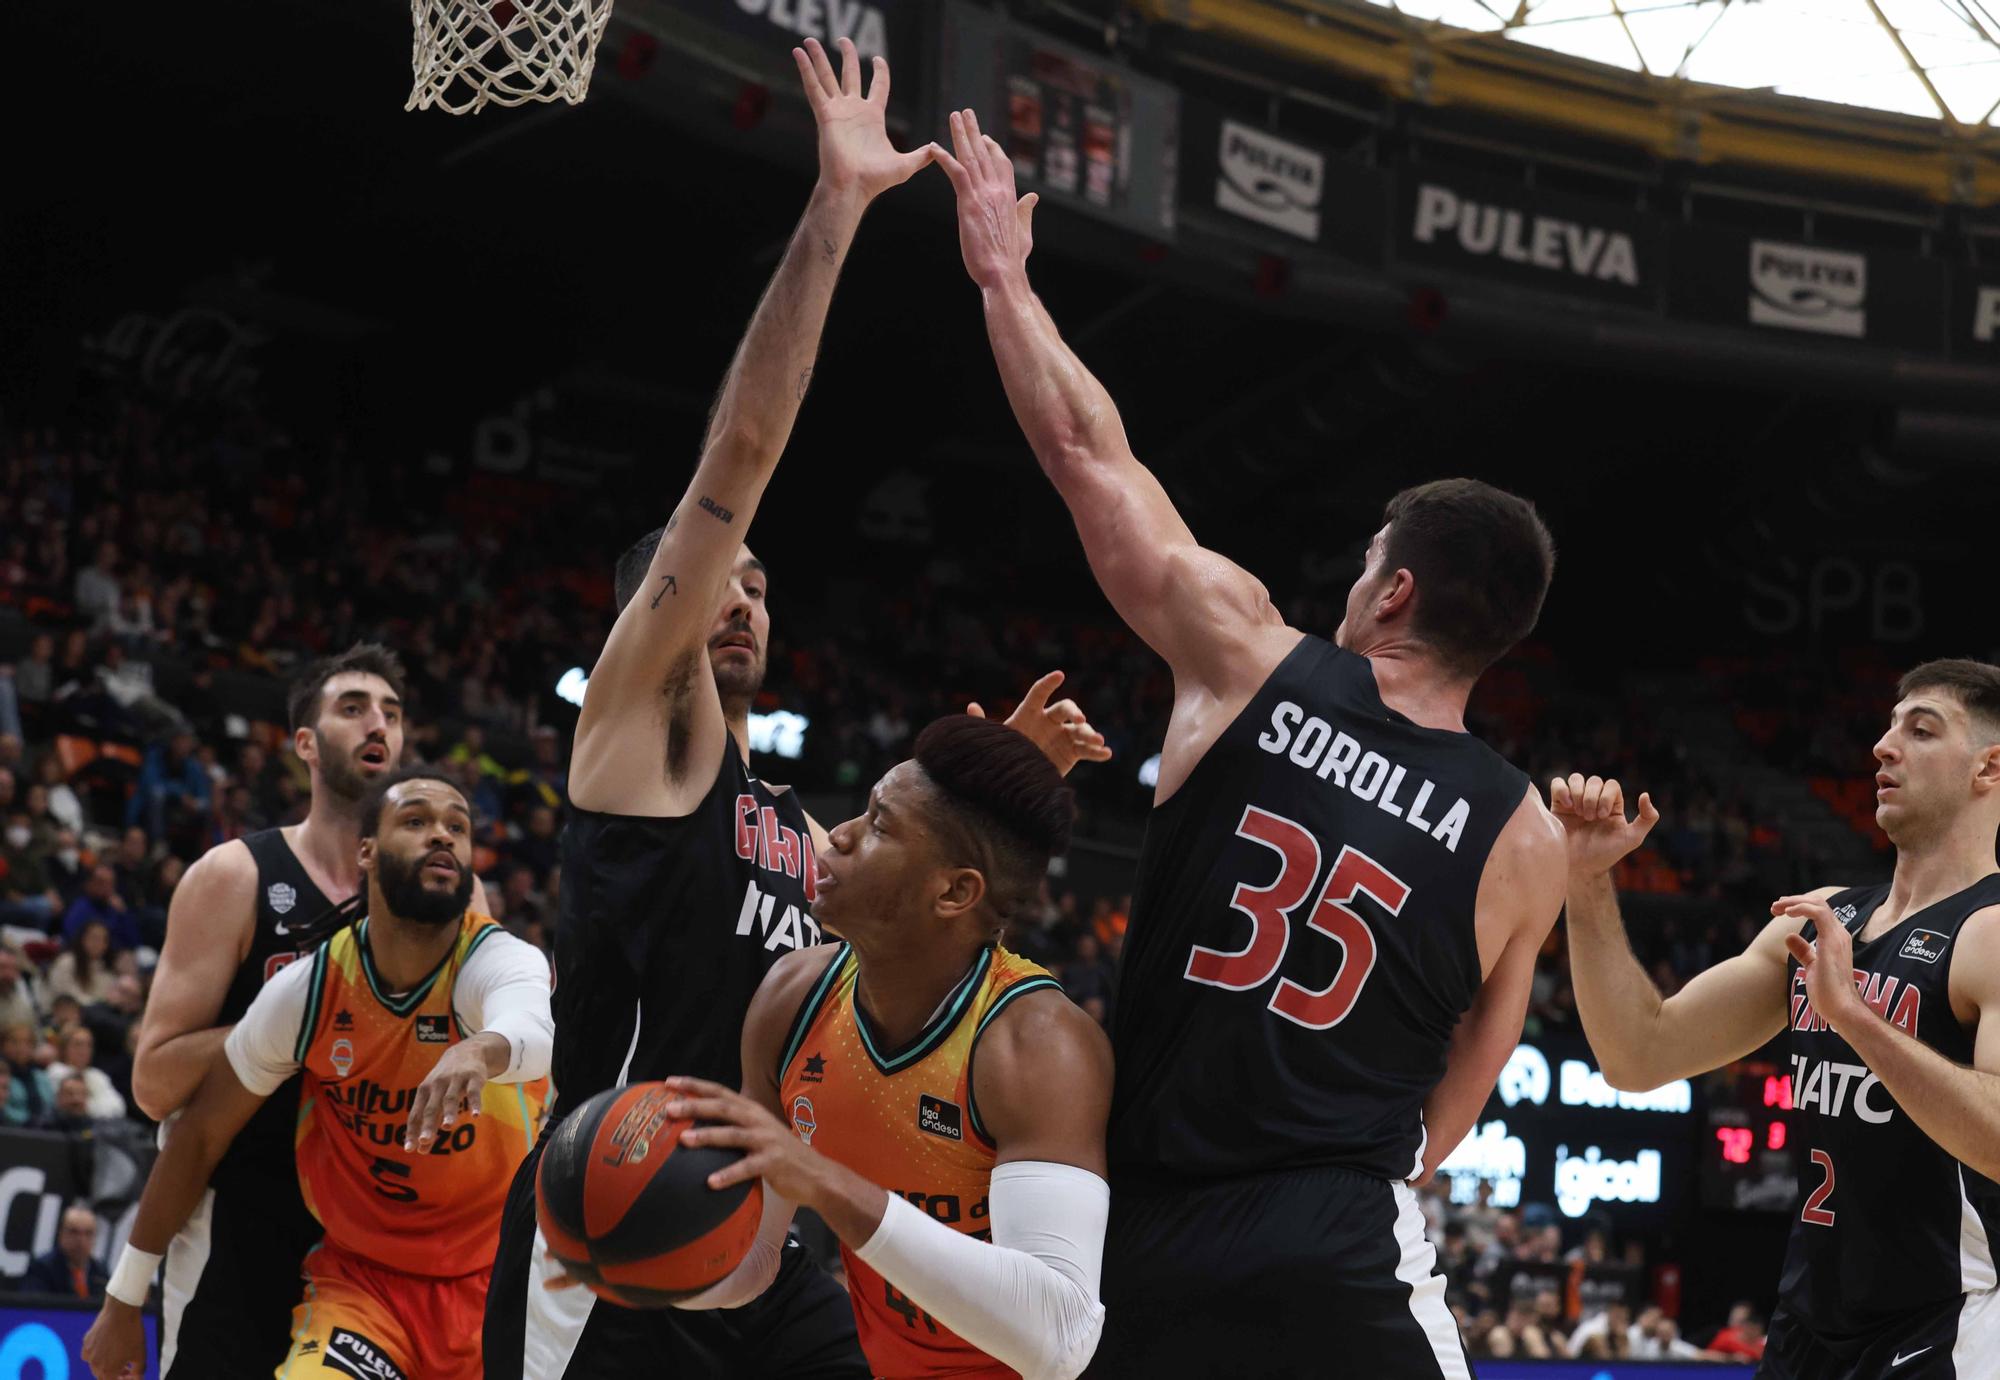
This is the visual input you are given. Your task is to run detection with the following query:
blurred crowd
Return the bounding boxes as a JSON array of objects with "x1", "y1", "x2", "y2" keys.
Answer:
[{"x1": 1415, "y1": 1181, "x2": 1769, "y2": 1364}]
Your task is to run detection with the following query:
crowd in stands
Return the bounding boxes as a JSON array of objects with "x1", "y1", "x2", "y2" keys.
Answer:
[
  {"x1": 0, "y1": 398, "x2": 1896, "y2": 1343},
  {"x1": 1416, "y1": 1180, "x2": 1770, "y2": 1365}
]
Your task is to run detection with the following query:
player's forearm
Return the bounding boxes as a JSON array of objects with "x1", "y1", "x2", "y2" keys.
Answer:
[
  {"x1": 980, "y1": 275, "x2": 1130, "y2": 485},
  {"x1": 1419, "y1": 1046, "x2": 1510, "y2": 1184},
  {"x1": 699, "y1": 182, "x2": 867, "y2": 470},
  {"x1": 127, "y1": 1113, "x2": 235, "y2": 1254},
  {"x1": 132, "y1": 1025, "x2": 231, "y2": 1122},
  {"x1": 1835, "y1": 1006, "x2": 2000, "y2": 1180},
  {"x1": 1564, "y1": 871, "x2": 1670, "y2": 1088},
  {"x1": 797, "y1": 1152, "x2": 891, "y2": 1247}
]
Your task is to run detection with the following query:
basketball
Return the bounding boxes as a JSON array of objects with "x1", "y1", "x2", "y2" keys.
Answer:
[{"x1": 535, "y1": 1082, "x2": 764, "y2": 1308}]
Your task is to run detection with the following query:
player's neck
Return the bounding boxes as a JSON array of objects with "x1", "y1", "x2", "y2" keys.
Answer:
[
  {"x1": 849, "y1": 938, "x2": 987, "y2": 1051},
  {"x1": 294, "y1": 791, "x2": 368, "y2": 899},
  {"x1": 362, "y1": 904, "x2": 462, "y2": 992},
  {"x1": 1359, "y1": 645, "x2": 1474, "y2": 733},
  {"x1": 1885, "y1": 820, "x2": 2000, "y2": 921},
  {"x1": 726, "y1": 709, "x2": 752, "y2": 767}
]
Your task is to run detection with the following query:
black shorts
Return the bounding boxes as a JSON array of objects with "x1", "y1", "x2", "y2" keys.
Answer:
[
  {"x1": 483, "y1": 1134, "x2": 869, "y2": 1380},
  {"x1": 1758, "y1": 1291, "x2": 2000, "y2": 1380},
  {"x1": 1086, "y1": 1163, "x2": 1471, "y2": 1380},
  {"x1": 159, "y1": 1167, "x2": 321, "y2": 1380}
]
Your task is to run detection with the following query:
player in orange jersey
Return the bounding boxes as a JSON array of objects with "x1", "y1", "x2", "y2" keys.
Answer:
[
  {"x1": 641, "y1": 715, "x2": 1113, "y2": 1380},
  {"x1": 84, "y1": 769, "x2": 552, "y2": 1380}
]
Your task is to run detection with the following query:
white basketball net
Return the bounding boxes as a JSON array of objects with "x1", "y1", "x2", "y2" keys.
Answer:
[{"x1": 407, "y1": 0, "x2": 615, "y2": 115}]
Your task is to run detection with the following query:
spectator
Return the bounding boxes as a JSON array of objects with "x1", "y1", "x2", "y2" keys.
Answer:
[
  {"x1": 15, "y1": 633, "x2": 57, "y2": 710},
  {"x1": 1061, "y1": 931, "x2": 1116, "y2": 1012},
  {"x1": 60, "y1": 868, "x2": 139, "y2": 952},
  {"x1": 84, "y1": 972, "x2": 146, "y2": 1098},
  {"x1": 0, "y1": 946, "x2": 41, "y2": 1031},
  {"x1": 74, "y1": 540, "x2": 121, "y2": 628},
  {"x1": 111, "y1": 826, "x2": 152, "y2": 912},
  {"x1": 45, "y1": 828, "x2": 85, "y2": 901},
  {"x1": 498, "y1": 864, "x2": 550, "y2": 943},
  {"x1": 0, "y1": 809, "x2": 61, "y2": 929},
  {"x1": 48, "y1": 1072, "x2": 93, "y2": 1132},
  {"x1": 31, "y1": 753, "x2": 85, "y2": 835},
  {"x1": 17, "y1": 1206, "x2": 108, "y2": 1301},
  {"x1": 512, "y1": 803, "x2": 560, "y2": 884},
  {"x1": 2, "y1": 1021, "x2": 53, "y2": 1126},
  {"x1": 1629, "y1": 1306, "x2": 1716, "y2": 1360},
  {"x1": 47, "y1": 920, "x2": 118, "y2": 1007},
  {"x1": 128, "y1": 728, "x2": 212, "y2": 841},
  {"x1": 1484, "y1": 1300, "x2": 1560, "y2": 1359},
  {"x1": 1565, "y1": 1300, "x2": 1634, "y2": 1359},
  {"x1": 47, "y1": 1024, "x2": 124, "y2": 1120},
  {"x1": 1708, "y1": 1307, "x2": 1768, "y2": 1361}
]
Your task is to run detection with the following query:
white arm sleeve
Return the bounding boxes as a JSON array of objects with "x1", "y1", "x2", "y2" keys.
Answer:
[
  {"x1": 670, "y1": 1186, "x2": 797, "y2": 1311},
  {"x1": 854, "y1": 1160, "x2": 1108, "y2": 1380},
  {"x1": 451, "y1": 931, "x2": 554, "y2": 1084},
  {"x1": 223, "y1": 957, "x2": 314, "y2": 1096}
]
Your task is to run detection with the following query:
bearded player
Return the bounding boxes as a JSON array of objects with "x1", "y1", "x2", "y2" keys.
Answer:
[
  {"x1": 85, "y1": 771, "x2": 550, "y2": 1380},
  {"x1": 131, "y1": 644, "x2": 487, "y2": 1379},
  {"x1": 1557, "y1": 659, "x2": 2000, "y2": 1378},
  {"x1": 484, "y1": 38, "x2": 1105, "y2": 1380},
  {"x1": 579, "y1": 715, "x2": 1111, "y2": 1380},
  {"x1": 935, "y1": 111, "x2": 1568, "y2": 1377}
]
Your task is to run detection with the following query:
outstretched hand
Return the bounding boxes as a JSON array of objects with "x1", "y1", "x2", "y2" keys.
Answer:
[
  {"x1": 970, "y1": 670, "x2": 1110, "y2": 777},
  {"x1": 794, "y1": 37, "x2": 931, "y2": 203},
  {"x1": 930, "y1": 108, "x2": 1038, "y2": 290},
  {"x1": 1777, "y1": 893, "x2": 1862, "y2": 1034},
  {"x1": 1548, "y1": 773, "x2": 1659, "y2": 880}
]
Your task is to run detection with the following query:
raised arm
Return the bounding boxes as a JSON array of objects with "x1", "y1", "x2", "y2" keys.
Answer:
[
  {"x1": 570, "y1": 37, "x2": 930, "y2": 811},
  {"x1": 1555, "y1": 774, "x2": 1811, "y2": 1090},
  {"x1": 1785, "y1": 896, "x2": 2000, "y2": 1181},
  {"x1": 931, "y1": 111, "x2": 1290, "y2": 710},
  {"x1": 1417, "y1": 793, "x2": 1567, "y2": 1183},
  {"x1": 131, "y1": 840, "x2": 259, "y2": 1120}
]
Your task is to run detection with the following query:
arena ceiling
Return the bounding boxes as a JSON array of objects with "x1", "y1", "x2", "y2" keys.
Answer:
[{"x1": 1368, "y1": 0, "x2": 2000, "y2": 128}]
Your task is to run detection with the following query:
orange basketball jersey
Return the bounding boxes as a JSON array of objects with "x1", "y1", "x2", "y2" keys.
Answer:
[
  {"x1": 291, "y1": 913, "x2": 546, "y2": 1278},
  {"x1": 777, "y1": 943, "x2": 1061, "y2": 1379}
]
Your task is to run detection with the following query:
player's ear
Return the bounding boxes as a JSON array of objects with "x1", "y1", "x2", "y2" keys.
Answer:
[
  {"x1": 934, "y1": 867, "x2": 986, "y2": 923},
  {"x1": 1975, "y1": 741, "x2": 2000, "y2": 793},
  {"x1": 357, "y1": 836, "x2": 375, "y2": 873},
  {"x1": 294, "y1": 725, "x2": 317, "y2": 767},
  {"x1": 1378, "y1": 567, "x2": 1416, "y2": 622}
]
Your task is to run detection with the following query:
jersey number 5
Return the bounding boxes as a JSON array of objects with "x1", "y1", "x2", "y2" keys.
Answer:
[{"x1": 1184, "y1": 805, "x2": 1409, "y2": 1030}]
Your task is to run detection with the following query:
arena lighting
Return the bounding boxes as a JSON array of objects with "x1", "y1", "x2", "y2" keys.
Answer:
[
  {"x1": 553, "y1": 668, "x2": 808, "y2": 760},
  {"x1": 1137, "y1": 753, "x2": 1161, "y2": 788}
]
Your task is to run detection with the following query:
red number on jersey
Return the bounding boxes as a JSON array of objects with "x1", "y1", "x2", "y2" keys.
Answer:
[
  {"x1": 1185, "y1": 808, "x2": 1407, "y2": 1029},
  {"x1": 1184, "y1": 806, "x2": 1320, "y2": 991},
  {"x1": 1801, "y1": 1148, "x2": 1836, "y2": 1227}
]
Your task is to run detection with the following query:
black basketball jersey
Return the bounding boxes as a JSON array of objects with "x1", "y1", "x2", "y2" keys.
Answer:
[
  {"x1": 1777, "y1": 875, "x2": 2000, "y2": 1339},
  {"x1": 549, "y1": 748, "x2": 821, "y2": 1118},
  {"x1": 1108, "y1": 634, "x2": 1530, "y2": 1183},
  {"x1": 212, "y1": 830, "x2": 328, "y2": 1183}
]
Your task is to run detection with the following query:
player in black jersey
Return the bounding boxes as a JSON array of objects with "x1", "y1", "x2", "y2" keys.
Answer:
[
  {"x1": 935, "y1": 112, "x2": 1570, "y2": 1378},
  {"x1": 482, "y1": 40, "x2": 1105, "y2": 1380},
  {"x1": 1559, "y1": 658, "x2": 2000, "y2": 1379},
  {"x1": 132, "y1": 644, "x2": 495, "y2": 1378}
]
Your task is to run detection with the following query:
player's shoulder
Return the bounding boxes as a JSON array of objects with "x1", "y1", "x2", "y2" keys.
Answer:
[
  {"x1": 165, "y1": 838, "x2": 261, "y2": 933},
  {"x1": 975, "y1": 981, "x2": 1111, "y2": 1078},
  {"x1": 181, "y1": 836, "x2": 261, "y2": 891}
]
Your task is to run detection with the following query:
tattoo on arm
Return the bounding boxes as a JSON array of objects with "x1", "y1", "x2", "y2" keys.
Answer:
[
  {"x1": 649, "y1": 574, "x2": 678, "y2": 609},
  {"x1": 698, "y1": 495, "x2": 735, "y2": 524},
  {"x1": 821, "y1": 237, "x2": 837, "y2": 266},
  {"x1": 796, "y1": 368, "x2": 813, "y2": 401}
]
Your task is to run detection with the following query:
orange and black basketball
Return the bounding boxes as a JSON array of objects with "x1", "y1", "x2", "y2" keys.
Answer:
[{"x1": 535, "y1": 1081, "x2": 763, "y2": 1308}]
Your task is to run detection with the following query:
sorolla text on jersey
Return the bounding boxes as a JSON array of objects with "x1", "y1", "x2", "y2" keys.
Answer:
[
  {"x1": 777, "y1": 943, "x2": 1061, "y2": 1378},
  {"x1": 732, "y1": 792, "x2": 822, "y2": 953},
  {"x1": 291, "y1": 913, "x2": 546, "y2": 1277}
]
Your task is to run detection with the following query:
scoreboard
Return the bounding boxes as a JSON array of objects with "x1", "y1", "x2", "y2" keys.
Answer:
[{"x1": 1698, "y1": 1052, "x2": 1799, "y2": 1213}]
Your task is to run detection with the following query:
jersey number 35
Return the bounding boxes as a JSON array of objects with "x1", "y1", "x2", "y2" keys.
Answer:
[{"x1": 1184, "y1": 805, "x2": 1409, "y2": 1031}]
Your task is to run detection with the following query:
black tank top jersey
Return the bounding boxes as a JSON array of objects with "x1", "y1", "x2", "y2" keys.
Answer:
[
  {"x1": 550, "y1": 748, "x2": 821, "y2": 1118},
  {"x1": 1777, "y1": 875, "x2": 2000, "y2": 1339},
  {"x1": 1109, "y1": 634, "x2": 1530, "y2": 1183},
  {"x1": 216, "y1": 830, "x2": 329, "y2": 1182}
]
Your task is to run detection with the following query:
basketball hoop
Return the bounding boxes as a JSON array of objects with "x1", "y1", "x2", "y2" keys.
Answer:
[{"x1": 407, "y1": 0, "x2": 615, "y2": 115}]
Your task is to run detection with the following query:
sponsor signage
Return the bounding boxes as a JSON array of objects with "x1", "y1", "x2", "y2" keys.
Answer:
[
  {"x1": 939, "y1": 1, "x2": 1179, "y2": 239},
  {"x1": 660, "y1": 0, "x2": 923, "y2": 65},
  {"x1": 1, "y1": 1301, "x2": 160, "y2": 1380},
  {"x1": 1393, "y1": 169, "x2": 1660, "y2": 307},
  {"x1": 1437, "y1": 1040, "x2": 1695, "y2": 1222},
  {"x1": 1671, "y1": 226, "x2": 1947, "y2": 352},
  {"x1": 1176, "y1": 99, "x2": 1387, "y2": 261},
  {"x1": 1950, "y1": 266, "x2": 2000, "y2": 357}
]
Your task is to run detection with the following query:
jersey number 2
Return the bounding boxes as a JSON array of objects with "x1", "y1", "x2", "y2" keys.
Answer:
[
  {"x1": 1184, "y1": 805, "x2": 1409, "y2": 1030},
  {"x1": 1801, "y1": 1148, "x2": 1836, "y2": 1227}
]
